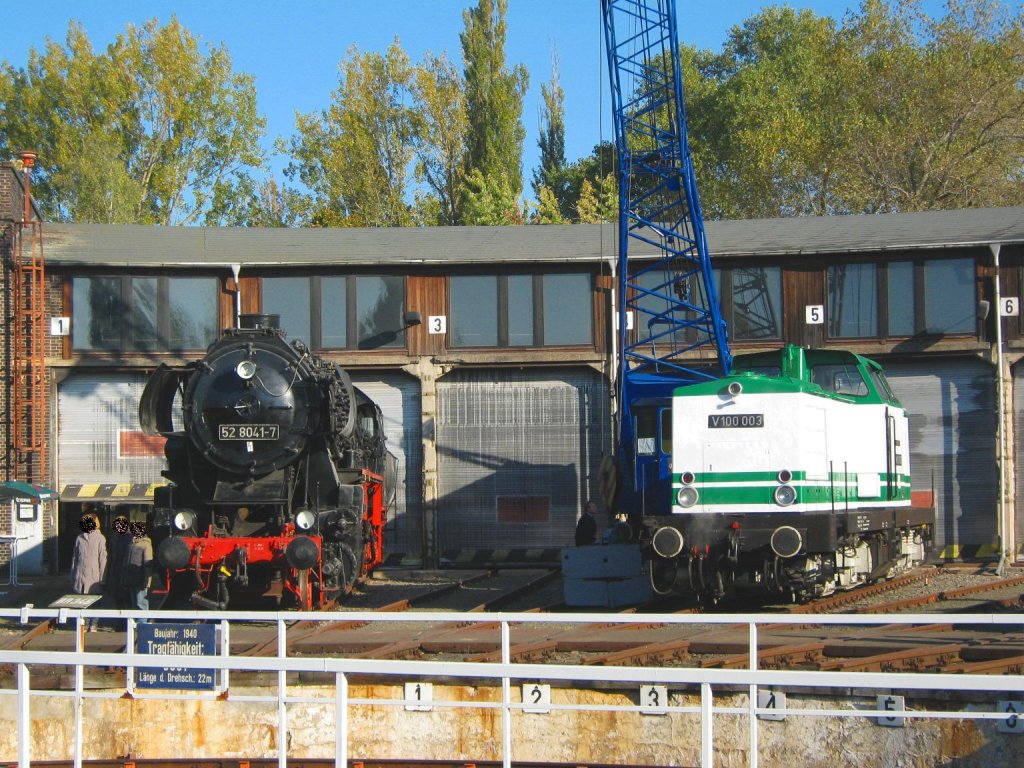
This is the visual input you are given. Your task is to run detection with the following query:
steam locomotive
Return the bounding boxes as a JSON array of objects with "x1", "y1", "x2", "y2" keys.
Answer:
[
  {"x1": 139, "y1": 314, "x2": 393, "y2": 610},
  {"x1": 630, "y1": 345, "x2": 934, "y2": 602}
]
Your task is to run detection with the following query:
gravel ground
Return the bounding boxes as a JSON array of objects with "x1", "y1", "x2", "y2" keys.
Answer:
[{"x1": 815, "y1": 564, "x2": 1024, "y2": 613}]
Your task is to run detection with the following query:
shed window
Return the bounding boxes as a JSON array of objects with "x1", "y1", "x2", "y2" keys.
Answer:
[
  {"x1": 72, "y1": 276, "x2": 218, "y2": 352},
  {"x1": 827, "y1": 263, "x2": 878, "y2": 338},
  {"x1": 716, "y1": 266, "x2": 783, "y2": 341},
  {"x1": 450, "y1": 276, "x2": 498, "y2": 346},
  {"x1": 449, "y1": 272, "x2": 591, "y2": 348},
  {"x1": 831, "y1": 257, "x2": 977, "y2": 340},
  {"x1": 924, "y1": 259, "x2": 974, "y2": 334},
  {"x1": 262, "y1": 275, "x2": 406, "y2": 350}
]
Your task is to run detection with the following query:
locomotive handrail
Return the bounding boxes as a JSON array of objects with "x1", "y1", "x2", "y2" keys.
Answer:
[{"x1": 1, "y1": 609, "x2": 1022, "y2": 768}]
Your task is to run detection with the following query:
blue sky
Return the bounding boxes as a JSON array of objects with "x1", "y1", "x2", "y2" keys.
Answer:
[{"x1": 0, "y1": 1, "x2": 950, "y2": 195}]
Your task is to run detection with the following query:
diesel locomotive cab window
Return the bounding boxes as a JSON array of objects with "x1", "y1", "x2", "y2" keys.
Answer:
[
  {"x1": 811, "y1": 364, "x2": 869, "y2": 397},
  {"x1": 262, "y1": 275, "x2": 405, "y2": 350},
  {"x1": 72, "y1": 276, "x2": 218, "y2": 352},
  {"x1": 449, "y1": 273, "x2": 591, "y2": 348}
]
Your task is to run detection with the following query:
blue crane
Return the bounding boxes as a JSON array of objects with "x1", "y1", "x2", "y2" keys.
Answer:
[{"x1": 601, "y1": 0, "x2": 732, "y2": 515}]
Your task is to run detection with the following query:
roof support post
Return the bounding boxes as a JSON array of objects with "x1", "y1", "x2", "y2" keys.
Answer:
[{"x1": 990, "y1": 243, "x2": 1009, "y2": 574}]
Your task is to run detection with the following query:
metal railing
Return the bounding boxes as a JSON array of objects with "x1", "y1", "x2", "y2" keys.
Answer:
[{"x1": 1, "y1": 607, "x2": 1022, "y2": 768}]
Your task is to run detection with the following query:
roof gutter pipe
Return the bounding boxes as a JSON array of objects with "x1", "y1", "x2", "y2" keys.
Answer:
[{"x1": 230, "y1": 263, "x2": 241, "y2": 329}]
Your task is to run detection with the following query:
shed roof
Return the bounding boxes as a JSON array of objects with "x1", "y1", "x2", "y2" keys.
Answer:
[{"x1": 41, "y1": 206, "x2": 1024, "y2": 268}]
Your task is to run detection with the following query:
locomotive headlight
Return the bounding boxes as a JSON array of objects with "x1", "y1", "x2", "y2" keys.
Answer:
[
  {"x1": 295, "y1": 508, "x2": 316, "y2": 531},
  {"x1": 173, "y1": 509, "x2": 197, "y2": 531},
  {"x1": 676, "y1": 486, "x2": 699, "y2": 508},
  {"x1": 235, "y1": 359, "x2": 257, "y2": 380},
  {"x1": 774, "y1": 484, "x2": 797, "y2": 506}
]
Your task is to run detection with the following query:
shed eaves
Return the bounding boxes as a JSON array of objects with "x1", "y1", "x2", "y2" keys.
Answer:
[{"x1": 41, "y1": 207, "x2": 1024, "y2": 268}]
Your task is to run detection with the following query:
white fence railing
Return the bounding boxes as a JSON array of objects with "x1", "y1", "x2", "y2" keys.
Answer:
[{"x1": 0, "y1": 608, "x2": 1022, "y2": 768}]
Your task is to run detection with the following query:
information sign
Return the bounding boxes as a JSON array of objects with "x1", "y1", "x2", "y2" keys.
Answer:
[{"x1": 135, "y1": 623, "x2": 217, "y2": 691}]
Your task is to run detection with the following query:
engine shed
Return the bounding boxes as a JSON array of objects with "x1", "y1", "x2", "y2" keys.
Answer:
[{"x1": 1, "y1": 163, "x2": 1022, "y2": 575}]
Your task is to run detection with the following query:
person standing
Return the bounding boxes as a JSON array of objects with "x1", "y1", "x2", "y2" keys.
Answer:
[
  {"x1": 70, "y1": 512, "x2": 107, "y2": 631},
  {"x1": 125, "y1": 521, "x2": 154, "y2": 614},
  {"x1": 575, "y1": 500, "x2": 599, "y2": 546},
  {"x1": 106, "y1": 515, "x2": 133, "y2": 609}
]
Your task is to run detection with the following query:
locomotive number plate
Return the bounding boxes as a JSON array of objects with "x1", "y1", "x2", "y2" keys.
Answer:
[
  {"x1": 218, "y1": 424, "x2": 280, "y2": 440},
  {"x1": 708, "y1": 413, "x2": 764, "y2": 429}
]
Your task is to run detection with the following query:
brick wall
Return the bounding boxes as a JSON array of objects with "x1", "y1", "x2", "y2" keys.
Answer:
[
  {"x1": 0, "y1": 162, "x2": 59, "y2": 574},
  {"x1": 0, "y1": 163, "x2": 26, "y2": 224}
]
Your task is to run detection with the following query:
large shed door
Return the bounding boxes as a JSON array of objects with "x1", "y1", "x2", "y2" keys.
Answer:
[
  {"x1": 349, "y1": 372, "x2": 422, "y2": 558},
  {"x1": 436, "y1": 368, "x2": 609, "y2": 552},
  {"x1": 58, "y1": 373, "x2": 167, "y2": 486},
  {"x1": 1012, "y1": 360, "x2": 1024, "y2": 559},
  {"x1": 885, "y1": 358, "x2": 997, "y2": 556}
]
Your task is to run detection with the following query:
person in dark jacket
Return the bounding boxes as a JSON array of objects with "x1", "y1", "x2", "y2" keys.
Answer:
[
  {"x1": 125, "y1": 521, "x2": 154, "y2": 614},
  {"x1": 106, "y1": 515, "x2": 133, "y2": 609},
  {"x1": 70, "y1": 512, "x2": 107, "y2": 631},
  {"x1": 574, "y1": 500, "x2": 599, "y2": 546}
]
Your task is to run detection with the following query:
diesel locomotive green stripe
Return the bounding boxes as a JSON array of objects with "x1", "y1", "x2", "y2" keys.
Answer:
[
  {"x1": 673, "y1": 471, "x2": 911, "y2": 486},
  {"x1": 676, "y1": 484, "x2": 911, "y2": 506}
]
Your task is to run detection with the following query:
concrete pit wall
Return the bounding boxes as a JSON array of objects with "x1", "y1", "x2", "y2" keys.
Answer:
[{"x1": 0, "y1": 684, "x2": 1017, "y2": 767}]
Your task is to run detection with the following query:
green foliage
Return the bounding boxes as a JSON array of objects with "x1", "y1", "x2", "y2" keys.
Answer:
[
  {"x1": 460, "y1": 0, "x2": 529, "y2": 213},
  {"x1": 286, "y1": 41, "x2": 418, "y2": 227},
  {"x1": 532, "y1": 50, "x2": 569, "y2": 216},
  {"x1": 576, "y1": 174, "x2": 618, "y2": 223},
  {"x1": 412, "y1": 52, "x2": 468, "y2": 225},
  {"x1": 212, "y1": 175, "x2": 304, "y2": 228},
  {"x1": 461, "y1": 167, "x2": 527, "y2": 224},
  {"x1": 684, "y1": 0, "x2": 1024, "y2": 217},
  {"x1": 835, "y1": 0, "x2": 1024, "y2": 211},
  {"x1": 533, "y1": 184, "x2": 566, "y2": 224},
  {"x1": 0, "y1": 18, "x2": 265, "y2": 224}
]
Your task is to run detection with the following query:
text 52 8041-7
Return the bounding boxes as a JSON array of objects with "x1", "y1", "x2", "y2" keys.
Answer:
[{"x1": 218, "y1": 424, "x2": 280, "y2": 440}]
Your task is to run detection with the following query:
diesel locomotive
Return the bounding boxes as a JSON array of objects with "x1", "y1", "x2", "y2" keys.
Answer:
[
  {"x1": 629, "y1": 345, "x2": 934, "y2": 602},
  {"x1": 139, "y1": 314, "x2": 393, "y2": 610}
]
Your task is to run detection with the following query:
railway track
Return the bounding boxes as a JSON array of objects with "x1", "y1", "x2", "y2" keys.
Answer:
[{"x1": 2, "y1": 566, "x2": 1022, "y2": 684}]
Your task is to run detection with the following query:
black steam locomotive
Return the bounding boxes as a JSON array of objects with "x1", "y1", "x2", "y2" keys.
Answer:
[{"x1": 139, "y1": 314, "x2": 393, "y2": 610}]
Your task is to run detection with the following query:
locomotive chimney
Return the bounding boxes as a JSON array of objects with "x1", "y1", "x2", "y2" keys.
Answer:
[{"x1": 239, "y1": 313, "x2": 281, "y2": 331}]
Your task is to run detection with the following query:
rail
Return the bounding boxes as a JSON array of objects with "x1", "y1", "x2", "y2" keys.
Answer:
[{"x1": 1, "y1": 608, "x2": 1022, "y2": 768}]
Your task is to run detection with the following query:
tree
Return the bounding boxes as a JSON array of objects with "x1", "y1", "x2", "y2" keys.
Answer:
[
  {"x1": 680, "y1": 0, "x2": 1023, "y2": 218},
  {"x1": 533, "y1": 184, "x2": 566, "y2": 224},
  {"x1": 683, "y1": 7, "x2": 845, "y2": 218},
  {"x1": 286, "y1": 41, "x2": 418, "y2": 227},
  {"x1": 576, "y1": 174, "x2": 618, "y2": 223},
  {"x1": 835, "y1": 0, "x2": 1024, "y2": 212},
  {"x1": 212, "y1": 175, "x2": 305, "y2": 227},
  {"x1": 532, "y1": 49, "x2": 570, "y2": 218},
  {"x1": 461, "y1": 167, "x2": 528, "y2": 225},
  {"x1": 460, "y1": 0, "x2": 529, "y2": 223},
  {"x1": 412, "y1": 52, "x2": 468, "y2": 225},
  {"x1": 542, "y1": 141, "x2": 617, "y2": 223},
  {"x1": 0, "y1": 18, "x2": 265, "y2": 224}
]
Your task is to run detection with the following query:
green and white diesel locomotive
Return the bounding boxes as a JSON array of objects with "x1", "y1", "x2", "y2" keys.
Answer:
[{"x1": 640, "y1": 345, "x2": 933, "y2": 601}]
